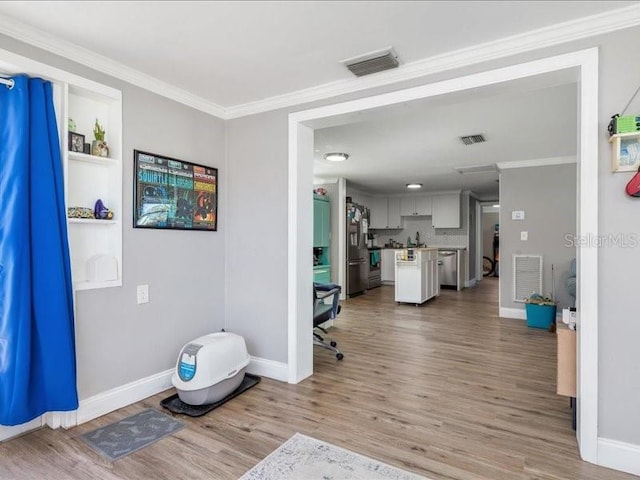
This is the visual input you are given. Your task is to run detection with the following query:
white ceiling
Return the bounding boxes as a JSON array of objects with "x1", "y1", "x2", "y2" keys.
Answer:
[
  {"x1": 312, "y1": 72, "x2": 578, "y2": 197},
  {"x1": 0, "y1": 1, "x2": 634, "y2": 109}
]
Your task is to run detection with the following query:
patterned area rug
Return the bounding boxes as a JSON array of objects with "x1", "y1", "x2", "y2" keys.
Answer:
[
  {"x1": 240, "y1": 433, "x2": 428, "y2": 480},
  {"x1": 80, "y1": 409, "x2": 184, "y2": 461}
]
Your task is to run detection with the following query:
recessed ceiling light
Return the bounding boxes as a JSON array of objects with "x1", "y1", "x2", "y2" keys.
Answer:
[
  {"x1": 493, "y1": 204, "x2": 500, "y2": 208},
  {"x1": 324, "y1": 152, "x2": 349, "y2": 162},
  {"x1": 406, "y1": 183, "x2": 423, "y2": 189}
]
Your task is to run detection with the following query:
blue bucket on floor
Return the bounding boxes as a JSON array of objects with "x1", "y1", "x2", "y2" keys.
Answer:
[{"x1": 525, "y1": 303, "x2": 556, "y2": 329}]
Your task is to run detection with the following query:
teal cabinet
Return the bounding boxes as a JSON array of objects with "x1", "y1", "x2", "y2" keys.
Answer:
[
  {"x1": 313, "y1": 265, "x2": 331, "y2": 284},
  {"x1": 313, "y1": 195, "x2": 330, "y2": 247}
]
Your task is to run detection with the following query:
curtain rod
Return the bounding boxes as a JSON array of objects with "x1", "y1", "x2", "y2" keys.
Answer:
[{"x1": 0, "y1": 77, "x2": 14, "y2": 89}]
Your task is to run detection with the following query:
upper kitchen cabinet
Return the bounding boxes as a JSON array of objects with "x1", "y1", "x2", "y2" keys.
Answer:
[
  {"x1": 313, "y1": 194, "x2": 330, "y2": 246},
  {"x1": 370, "y1": 197, "x2": 403, "y2": 229},
  {"x1": 432, "y1": 193, "x2": 460, "y2": 228},
  {"x1": 400, "y1": 195, "x2": 432, "y2": 216}
]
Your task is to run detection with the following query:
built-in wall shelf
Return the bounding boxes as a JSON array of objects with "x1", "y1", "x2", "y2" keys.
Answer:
[
  {"x1": 74, "y1": 279, "x2": 122, "y2": 291},
  {"x1": 68, "y1": 151, "x2": 120, "y2": 166},
  {"x1": 61, "y1": 80, "x2": 123, "y2": 291},
  {"x1": 67, "y1": 218, "x2": 118, "y2": 225},
  {"x1": 610, "y1": 132, "x2": 640, "y2": 172}
]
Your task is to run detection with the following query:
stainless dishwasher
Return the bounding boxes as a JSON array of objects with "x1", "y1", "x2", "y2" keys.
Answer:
[{"x1": 438, "y1": 250, "x2": 457, "y2": 288}]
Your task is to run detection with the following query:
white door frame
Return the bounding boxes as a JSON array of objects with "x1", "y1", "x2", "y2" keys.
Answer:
[{"x1": 288, "y1": 48, "x2": 598, "y2": 463}]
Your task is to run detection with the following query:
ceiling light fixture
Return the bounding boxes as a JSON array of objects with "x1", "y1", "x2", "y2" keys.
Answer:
[
  {"x1": 324, "y1": 152, "x2": 349, "y2": 162},
  {"x1": 406, "y1": 183, "x2": 423, "y2": 189},
  {"x1": 493, "y1": 204, "x2": 500, "y2": 208}
]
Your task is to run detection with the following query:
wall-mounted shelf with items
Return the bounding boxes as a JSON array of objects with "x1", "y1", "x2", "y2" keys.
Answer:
[
  {"x1": 62, "y1": 81, "x2": 122, "y2": 291},
  {"x1": 610, "y1": 132, "x2": 640, "y2": 172}
]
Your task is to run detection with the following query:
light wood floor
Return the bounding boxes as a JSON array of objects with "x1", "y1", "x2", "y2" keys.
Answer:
[{"x1": 1, "y1": 279, "x2": 636, "y2": 480}]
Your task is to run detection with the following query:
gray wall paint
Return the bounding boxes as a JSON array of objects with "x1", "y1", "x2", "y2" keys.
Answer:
[
  {"x1": 483, "y1": 212, "x2": 499, "y2": 260},
  {"x1": 225, "y1": 111, "x2": 289, "y2": 362},
  {"x1": 226, "y1": 26, "x2": 640, "y2": 446},
  {"x1": 5, "y1": 22, "x2": 640, "y2": 445},
  {"x1": 499, "y1": 164, "x2": 576, "y2": 311},
  {"x1": 468, "y1": 196, "x2": 477, "y2": 280},
  {"x1": 0, "y1": 36, "x2": 227, "y2": 398}
]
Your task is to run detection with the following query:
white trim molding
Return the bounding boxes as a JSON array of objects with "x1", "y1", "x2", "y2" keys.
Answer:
[
  {"x1": 75, "y1": 369, "x2": 173, "y2": 426},
  {"x1": 227, "y1": 5, "x2": 640, "y2": 118},
  {"x1": 289, "y1": 46, "x2": 600, "y2": 466},
  {"x1": 0, "y1": 5, "x2": 638, "y2": 119},
  {"x1": 0, "y1": 417, "x2": 44, "y2": 442},
  {"x1": 497, "y1": 156, "x2": 577, "y2": 170},
  {"x1": 598, "y1": 438, "x2": 640, "y2": 477},
  {"x1": 247, "y1": 356, "x2": 289, "y2": 383},
  {"x1": 0, "y1": 14, "x2": 225, "y2": 118},
  {"x1": 499, "y1": 307, "x2": 527, "y2": 320}
]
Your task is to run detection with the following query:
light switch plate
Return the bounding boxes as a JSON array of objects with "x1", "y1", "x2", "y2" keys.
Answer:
[
  {"x1": 512, "y1": 210, "x2": 525, "y2": 220},
  {"x1": 521, "y1": 231, "x2": 528, "y2": 241},
  {"x1": 137, "y1": 284, "x2": 149, "y2": 304}
]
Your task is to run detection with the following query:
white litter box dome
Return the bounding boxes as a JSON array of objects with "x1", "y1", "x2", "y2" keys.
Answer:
[{"x1": 171, "y1": 332, "x2": 250, "y2": 405}]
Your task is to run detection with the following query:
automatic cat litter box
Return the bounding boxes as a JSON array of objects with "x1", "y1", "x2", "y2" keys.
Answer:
[{"x1": 171, "y1": 332, "x2": 251, "y2": 406}]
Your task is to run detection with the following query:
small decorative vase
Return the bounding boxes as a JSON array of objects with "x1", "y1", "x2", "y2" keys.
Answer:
[{"x1": 92, "y1": 140, "x2": 109, "y2": 157}]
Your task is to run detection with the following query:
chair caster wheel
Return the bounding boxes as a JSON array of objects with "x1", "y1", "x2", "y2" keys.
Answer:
[
  {"x1": 330, "y1": 341, "x2": 337, "y2": 347},
  {"x1": 336, "y1": 353, "x2": 344, "y2": 360}
]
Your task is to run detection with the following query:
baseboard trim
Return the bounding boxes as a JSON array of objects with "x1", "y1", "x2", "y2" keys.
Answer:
[
  {"x1": 499, "y1": 307, "x2": 526, "y2": 319},
  {"x1": 598, "y1": 437, "x2": 640, "y2": 476},
  {"x1": 0, "y1": 416, "x2": 43, "y2": 442},
  {"x1": 75, "y1": 368, "x2": 174, "y2": 426},
  {"x1": 247, "y1": 356, "x2": 288, "y2": 383}
]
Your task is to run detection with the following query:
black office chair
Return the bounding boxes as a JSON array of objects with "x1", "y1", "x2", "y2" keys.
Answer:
[{"x1": 313, "y1": 283, "x2": 344, "y2": 360}]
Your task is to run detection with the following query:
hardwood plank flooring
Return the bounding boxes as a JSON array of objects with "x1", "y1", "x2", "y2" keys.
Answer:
[{"x1": 1, "y1": 278, "x2": 636, "y2": 479}]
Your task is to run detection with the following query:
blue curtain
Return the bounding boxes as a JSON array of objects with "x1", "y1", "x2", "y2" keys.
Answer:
[{"x1": 0, "y1": 76, "x2": 78, "y2": 426}]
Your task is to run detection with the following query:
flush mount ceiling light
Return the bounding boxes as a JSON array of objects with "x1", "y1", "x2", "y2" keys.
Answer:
[
  {"x1": 406, "y1": 183, "x2": 423, "y2": 189},
  {"x1": 324, "y1": 152, "x2": 349, "y2": 162}
]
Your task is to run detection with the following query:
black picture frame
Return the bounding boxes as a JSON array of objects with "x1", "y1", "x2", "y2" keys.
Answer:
[
  {"x1": 133, "y1": 150, "x2": 218, "y2": 231},
  {"x1": 68, "y1": 132, "x2": 85, "y2": 153}
]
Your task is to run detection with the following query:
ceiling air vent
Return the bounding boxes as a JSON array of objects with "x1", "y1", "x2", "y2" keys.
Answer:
[
  {"x1": 340, "y1": 47, "x2": 399, "y2": 77},
  {"x1": 455, "y1": 164, "x2": 498, "y2": 175},
  {"x1": 459, "y1": 134, "x2": 486, "y2": 146}
]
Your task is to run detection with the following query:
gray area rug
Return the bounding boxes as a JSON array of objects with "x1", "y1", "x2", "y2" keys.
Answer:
[
  {"x1": 240, "y1": 433, "x2": 428, "y2": 480},
  {"x1": 80, "y1": 408, "x2": 184, "y2": 461}
]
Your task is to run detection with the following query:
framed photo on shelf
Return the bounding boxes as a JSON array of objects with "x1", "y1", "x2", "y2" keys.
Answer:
[
  {"x1": 133, "y1": 150, "x2": 218, "y2": 231},
  {"x1": 68, "y1": 132, "x2": 85, "y2": 153}
]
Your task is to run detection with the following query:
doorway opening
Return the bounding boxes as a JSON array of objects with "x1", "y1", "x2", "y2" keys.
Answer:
[{"x1": 289, "y1": 48, "x2": 598, "y2": 462}]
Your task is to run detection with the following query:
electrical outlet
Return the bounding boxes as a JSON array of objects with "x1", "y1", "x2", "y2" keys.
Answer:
[
  {"x1": 137, "y1": 284, "x2": 149, "y2": 304},
  {"x1": 521, "y1": 231, "x2": 528, "y2": 241}
]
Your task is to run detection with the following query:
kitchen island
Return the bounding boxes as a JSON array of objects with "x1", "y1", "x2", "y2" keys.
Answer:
[{"x1": 394, "y1": 247, "x2": 440, "y2": 305}]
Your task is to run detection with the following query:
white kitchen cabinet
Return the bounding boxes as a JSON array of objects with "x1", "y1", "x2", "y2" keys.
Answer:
[
  {"x1": 370, "y1": 197, "x2": 403, "y2": 229},
  {"x1": 369, "y1": 197, "x2": 388, "y2": 229},
  {"x1": 387, "y1": 197, "x2": 402, "y2": 228},
  {"x1": 432, "y1": 193, "x2": 460, "y2": 228},
  {"x1": 400, "y1": 195, "x2": 431, "y2": 216},
  {"x1": 381, "y1": 249, "x2": 398, "y2": 283}
]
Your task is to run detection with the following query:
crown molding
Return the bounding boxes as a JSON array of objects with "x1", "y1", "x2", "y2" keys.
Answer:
[
  {"x1": 497, "y1": 156, "x2": 576, "y2": 170},
  {"x1": 225, "y1": 4, "x2": 640, "y2": 118},
  {"x1": 1, "y1": 5, "x2": 640, "y2": 120},
  {"x1": 0, "y1": 13, "x2": 226, "y2": 118}
]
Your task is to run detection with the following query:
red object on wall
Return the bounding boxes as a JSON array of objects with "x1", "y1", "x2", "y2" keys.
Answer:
[{"x1": 625, "y1": 168, "x2": 640, "y2": 197}]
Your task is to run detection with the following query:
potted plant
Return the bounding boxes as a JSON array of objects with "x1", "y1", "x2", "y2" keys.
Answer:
[
  {"x1": 524, "y1": 292, "x2": 557, "y2": 329},
  {"x1": 91, "y1": 119, "x2": 109, "y2": 157}
]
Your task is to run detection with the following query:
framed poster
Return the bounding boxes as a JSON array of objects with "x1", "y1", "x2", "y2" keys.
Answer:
[{"x1": 133, "y1": 150, "x2": 217, "y2": 231}]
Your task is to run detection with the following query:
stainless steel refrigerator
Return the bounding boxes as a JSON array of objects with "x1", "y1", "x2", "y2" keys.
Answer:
[{"x1": 346, "y1": 202, "x2": 369, "y2": 296}]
